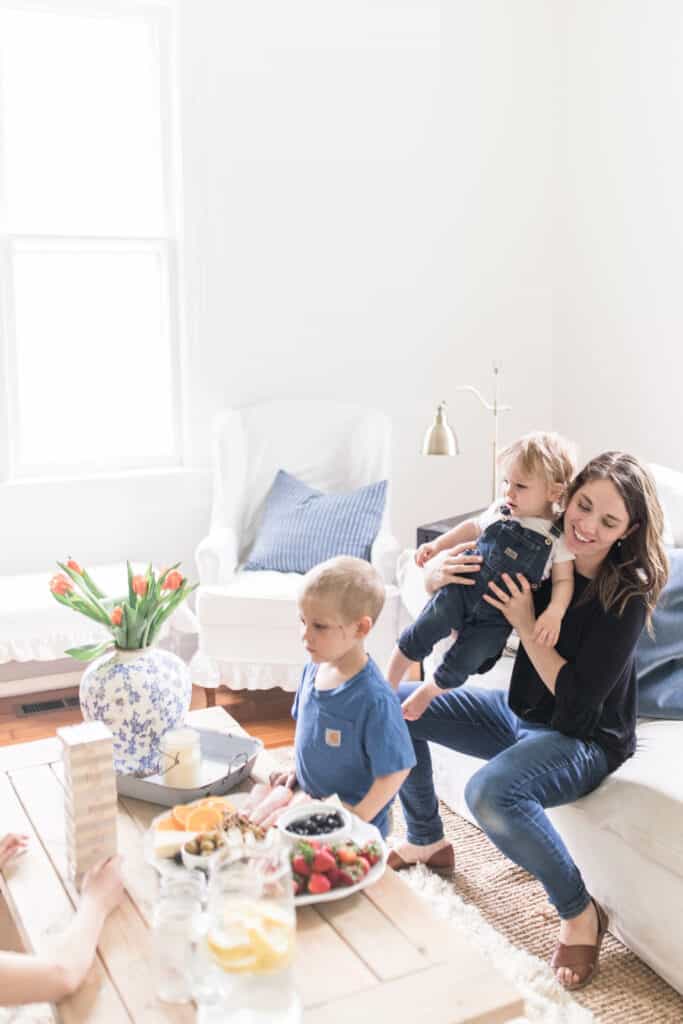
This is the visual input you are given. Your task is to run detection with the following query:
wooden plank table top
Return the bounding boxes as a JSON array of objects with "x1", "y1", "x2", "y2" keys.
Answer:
[{"x1": 0, "y1": 706, "x2": 524, "y2": 1024}]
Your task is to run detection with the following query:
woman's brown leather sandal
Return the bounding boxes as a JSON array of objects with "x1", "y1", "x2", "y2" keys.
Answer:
[
  {"x1": 551, "y1": 898, "x2": 609, "y2": 991},
  {"x1": 387, "y1": 844, "x2": 455, "y2": 876}
]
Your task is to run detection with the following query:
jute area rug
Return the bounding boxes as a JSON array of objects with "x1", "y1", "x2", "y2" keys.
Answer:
[{"x1": 272, "y1": 747, "x2": 683, "y2": 1024}]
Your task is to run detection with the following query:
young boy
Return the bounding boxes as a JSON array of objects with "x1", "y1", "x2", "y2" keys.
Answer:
[
  {"x1": 290, "y1": 556, "x2": 416, "y2": 838},
  {"x1": 388, "y1": 431, "x2": 577, "y2": 721}
]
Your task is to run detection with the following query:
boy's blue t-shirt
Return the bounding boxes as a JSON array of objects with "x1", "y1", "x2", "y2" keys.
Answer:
[{"x1": 292, "y1": 656, "x2": 416, "y2": 838}]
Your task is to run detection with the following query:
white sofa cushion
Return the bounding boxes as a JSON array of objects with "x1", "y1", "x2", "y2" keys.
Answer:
[
  {"x1": 198, "y1": 572, "x2": 308, "y2": 628},
  {"x1": 0, "y1": 563, "x2": 194, "y2": 664},
  {"x1": 561, "y1": 719, "x2": 683, "y2": 878},
  {"x1": 0, "y1": 564, "x2": 116, "y2": 662},
  {"x1": 650, "y1": 462, "x2": 683, "y2": 547},
  {"x1": 197, "y1": 573, "x2": 401, "y2": 688}
]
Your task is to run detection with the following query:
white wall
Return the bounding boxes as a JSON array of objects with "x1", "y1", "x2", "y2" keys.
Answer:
[
  {"x1": 1, "y1": 1, "x2": 555, "y2": 575},
  {"x1": 179, "y1": 0, "x2": 555, "y2": 546},
  {"x1": 553, "y1": 1, "x2": 683, "y2": 470}
]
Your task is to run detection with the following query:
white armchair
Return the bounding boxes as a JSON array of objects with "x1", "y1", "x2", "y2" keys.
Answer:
[{"x1": 195, "y1": 400, "x2": 402, "y2": 693}]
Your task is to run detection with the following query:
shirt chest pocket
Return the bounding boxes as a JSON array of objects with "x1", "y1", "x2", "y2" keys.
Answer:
[{"x1": 311, "y1": 710, "x2": 359, "y2": 770}]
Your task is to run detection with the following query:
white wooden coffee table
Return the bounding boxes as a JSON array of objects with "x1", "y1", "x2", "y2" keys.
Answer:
[{"x1": 0, "y1": 706, "x2": 524, "y2": 1024}]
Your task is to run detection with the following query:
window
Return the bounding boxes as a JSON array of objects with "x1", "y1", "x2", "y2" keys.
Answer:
[{"x1": 0, "y1": 2, "x2": 182, "y2": 477}]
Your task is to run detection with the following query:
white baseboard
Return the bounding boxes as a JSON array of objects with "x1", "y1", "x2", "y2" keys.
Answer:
[{"x1": 1, "y1": 670, "x2": 81, "y2": 699}]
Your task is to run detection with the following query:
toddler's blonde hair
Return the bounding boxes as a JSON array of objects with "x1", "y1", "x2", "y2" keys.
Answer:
[
  {"x1": 498, "y1": 431, "x2": 577, "y2": 508},
  {"x1": 299, "y1": 556, "x2": 385, "y2": 624}
]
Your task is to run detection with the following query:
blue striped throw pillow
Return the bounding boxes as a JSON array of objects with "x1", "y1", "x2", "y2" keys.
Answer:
[{"x1": 243, "y1": 470, "x2": 388, "y2": 573}]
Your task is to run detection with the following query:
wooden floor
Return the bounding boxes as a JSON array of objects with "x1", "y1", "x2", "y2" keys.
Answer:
[{"x1": 0, "y1": 683, "x2": 296, "y2": 749}]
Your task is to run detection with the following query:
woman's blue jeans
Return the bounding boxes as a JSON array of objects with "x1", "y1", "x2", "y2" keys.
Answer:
[{"x1": 396, "y1": 682, "x2": 610, "y2": 920}]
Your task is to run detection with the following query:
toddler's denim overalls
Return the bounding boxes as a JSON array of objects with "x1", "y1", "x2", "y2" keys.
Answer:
[{"x1": 399, "y1": 511, "x2": 561, "y2": 689}]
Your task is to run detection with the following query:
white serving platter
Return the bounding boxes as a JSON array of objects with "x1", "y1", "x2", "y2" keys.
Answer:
[{"x1": 144, "y1": 793, "x2": 387, "y2": 907}]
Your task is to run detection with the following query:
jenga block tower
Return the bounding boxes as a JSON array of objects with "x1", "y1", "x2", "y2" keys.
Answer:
[{"x1": 57, "y1": 721, "x2": 118, "y2": 889}]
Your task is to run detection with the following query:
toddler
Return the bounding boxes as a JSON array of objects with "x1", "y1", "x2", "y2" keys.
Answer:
[
  {"x1": 387, "y1": 431, "x2": 577, "y2": 721},
  {"x1": 291, "y1": 556, "x2": 416, "y2": 838}
]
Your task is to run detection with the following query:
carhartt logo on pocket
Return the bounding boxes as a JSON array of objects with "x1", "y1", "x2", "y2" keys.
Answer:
[
  {"x1": 325, "y1": 728, "x2": 342, "y2": 747},
  {"x1": 504, "y1": 547, "x2": 518, "y2": 560}
]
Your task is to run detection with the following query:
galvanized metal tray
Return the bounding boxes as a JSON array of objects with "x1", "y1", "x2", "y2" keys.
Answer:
[{"x1": 115, "y1": 728, "x2": 263, "y2": 806}]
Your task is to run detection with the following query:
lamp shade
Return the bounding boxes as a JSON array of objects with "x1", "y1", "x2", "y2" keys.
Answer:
[{"x1": 422, "y1": 401, "x2": 459, "y2": 456}]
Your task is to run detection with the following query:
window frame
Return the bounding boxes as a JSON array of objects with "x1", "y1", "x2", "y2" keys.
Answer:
[{"x1": 0, "y1": 0, "x2": 184, "y2": 481}]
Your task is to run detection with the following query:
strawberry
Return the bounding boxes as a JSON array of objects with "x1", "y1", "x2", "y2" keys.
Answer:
[
  {"x1": 312, "y1": 847, "x2": 336, "y2": 873},
  {"x1": 290, "y1": 839, "x2": 317, "y2": 877},
  {"x1": 361, "y1": 841, "x2": 382, "y2": 866},
  {"x1": 356, "y1": 855, "x2": 370, "y2": 876},
  {"x1": 335, "y1": 844, "x2": 359, "y2": 865},
  {"x1": 326, "y1": 866, "x2": 343, "y2": 888},
  {"x1": 292, "y1": 872, "x2": 306, "y2": 895},
  {"x1": 291, "y1": 854, "x2": 311, "y2": 876},
  {"x1": 337, "y1": 863, "x2": 364, "y2": 887},
  {"x1": 308, "y1": 872, "x2": 332, "y2": 895}
]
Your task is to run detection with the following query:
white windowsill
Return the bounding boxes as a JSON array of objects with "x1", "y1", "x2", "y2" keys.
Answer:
[{"x1": 1, "y1": 466, "x2": 208, "y2": 489}]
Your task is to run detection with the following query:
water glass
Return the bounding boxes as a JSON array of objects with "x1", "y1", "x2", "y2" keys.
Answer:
[{"x1": 152, "y1": 888, "x2": 202, "y2": 1003}]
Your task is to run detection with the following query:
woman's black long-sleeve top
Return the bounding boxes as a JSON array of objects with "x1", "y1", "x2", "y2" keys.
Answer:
[{"x1": 508, "y1": 572, "x2": 646, "y2": 772}]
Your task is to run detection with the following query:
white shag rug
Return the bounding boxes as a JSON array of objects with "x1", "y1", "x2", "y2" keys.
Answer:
[{"x1": 402, "y1": 863, "x2": 594, "y2": 1024}]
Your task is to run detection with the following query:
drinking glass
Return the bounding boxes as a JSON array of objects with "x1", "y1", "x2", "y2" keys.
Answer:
[{"x1": 152, "y1": 887, "x2": 202, "y2": 1004}]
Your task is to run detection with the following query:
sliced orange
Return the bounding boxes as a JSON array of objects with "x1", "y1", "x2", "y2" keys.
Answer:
[
  {"x1": 198, "y1": 796, "x2": 234, "y2": 812},
  {"x1": 155, "y1": 814, "x2": 178, "y2": 831},
  {"x1": 171, "y1": 803, "x2": 195, "y2": 829},
  {"x1": 185, "y1": 806, "x2": 223, "y2": 832}
]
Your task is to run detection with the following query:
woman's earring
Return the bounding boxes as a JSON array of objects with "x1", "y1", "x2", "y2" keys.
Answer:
[{"x1": 616, "y1": 539, "x2": 623, "y2": 548}]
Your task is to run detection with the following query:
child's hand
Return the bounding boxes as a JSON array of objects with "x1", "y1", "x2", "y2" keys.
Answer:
[
  {"x1": 0, "y1": 833, "x2": 29, "y2": 870},
  {"x1": 415, "y1": 543, "x2": 438, "y2": 567},
  {"x1": 81, "y1": 855, "x2": 125, "y2": 918},
  {"x1": 268, "y1": 770, "x2": 297, "y2": 790},
  {"x1": 533, "y1": 607, "x2": 562, "y2": 647},
  {"x1": 401, "y1": 681, "x2": 441, "y2": 721}
]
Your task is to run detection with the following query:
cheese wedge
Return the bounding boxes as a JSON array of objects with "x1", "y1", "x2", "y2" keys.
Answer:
[{"x1": 153, "y1": 830, "x2": 198, "y2": 859}]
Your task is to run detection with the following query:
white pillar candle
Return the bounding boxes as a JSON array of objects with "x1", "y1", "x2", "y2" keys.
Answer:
[{"x1": 160, "y1": 727, "x2": 201, "y2": 788}]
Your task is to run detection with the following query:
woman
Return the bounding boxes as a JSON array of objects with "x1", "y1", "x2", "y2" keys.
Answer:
[{"x1": 389, "y1": 452, "x2": 668, "y2": 990}]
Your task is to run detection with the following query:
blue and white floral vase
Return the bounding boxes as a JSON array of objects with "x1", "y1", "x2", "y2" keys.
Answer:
[{"x1": 79, "y1": 647, "x2": 192, "y2": 775}]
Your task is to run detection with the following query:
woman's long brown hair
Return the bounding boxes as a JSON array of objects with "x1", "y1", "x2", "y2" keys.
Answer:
[{"x1": 566, "y1": 452, "x2": 668, "y2": 632}]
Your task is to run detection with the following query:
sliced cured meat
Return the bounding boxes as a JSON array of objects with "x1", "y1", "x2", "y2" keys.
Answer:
[
  {"x1": 249, "y1": 785, "x2": 293, "y2": 825},
  {"x1": 239, "y1": 782, "x2": 271, "y2": 815}
]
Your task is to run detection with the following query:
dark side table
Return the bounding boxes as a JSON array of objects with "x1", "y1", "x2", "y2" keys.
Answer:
[{"x1": 416, "y1": 509, "x2": 486, "y2": 547}]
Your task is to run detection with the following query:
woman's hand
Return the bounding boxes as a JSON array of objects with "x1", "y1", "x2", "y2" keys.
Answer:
[
  {"x1": 483, "y1": 573, "x2": 536, "y2": 635},
  {"x1": 424, "y1": 542, "x2": 482, "y2": 594}
]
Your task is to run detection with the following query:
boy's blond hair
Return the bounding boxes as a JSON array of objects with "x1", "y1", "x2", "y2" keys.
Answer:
[
  {"x1": 498, "y1": 431, "x2": 577, "y2": 506},
  {"x1": 299, "y1": 556, "x2": 385, "y2": 624}
]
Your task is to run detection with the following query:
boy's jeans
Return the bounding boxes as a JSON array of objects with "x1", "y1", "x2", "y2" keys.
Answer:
[
  {"x1": 398, "y1": 517, "x2": 554, "y2": 688},
  {"x1": 396, "y1": 683, "x2": 610, "y2": 919}
]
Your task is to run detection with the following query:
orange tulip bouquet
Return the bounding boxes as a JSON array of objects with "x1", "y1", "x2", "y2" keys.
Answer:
[{"x1": 49, "y1": 559, "x2": 197, "y2": 661}]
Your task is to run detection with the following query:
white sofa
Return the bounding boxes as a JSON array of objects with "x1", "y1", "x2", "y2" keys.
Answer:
[{"x1": 397, "y1": 463, "x2": 683, "y2": 995}]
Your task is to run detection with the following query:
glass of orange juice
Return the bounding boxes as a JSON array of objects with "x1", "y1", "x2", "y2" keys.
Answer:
[{"x1": 199, "y1": 838, "x2": 300, "y2": 1024}]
